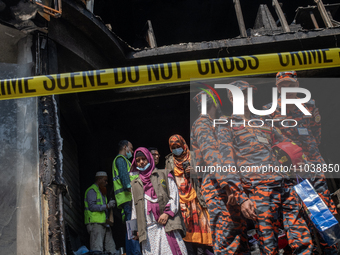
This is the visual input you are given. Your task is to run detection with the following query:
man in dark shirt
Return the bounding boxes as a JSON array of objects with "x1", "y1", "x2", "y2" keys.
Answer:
[
  {"x1": 84, "y1": 171, "x2": 117, "y2": 253},
  {"x1": 148, "y1": 147, "x2": 160, "y2": 167},
  {"x1": 115, "y1": 141, "x2": 134, "y2": 192},
  {"x1": 112, "y1": 140, "x2": 141, "y2": 255}
]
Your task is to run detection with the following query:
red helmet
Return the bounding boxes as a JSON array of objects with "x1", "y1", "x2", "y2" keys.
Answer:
[{"x1": 272, "y1": 142, "x2": 304, "y2": 166}]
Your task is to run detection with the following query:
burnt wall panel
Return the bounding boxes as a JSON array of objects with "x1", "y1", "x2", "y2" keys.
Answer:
[
  {"x1": 0, "y1": 97, "x2": 40, "y2": 255},
  {"x1": 60, "y1": 117, "x2": 86, "y2": 251}
]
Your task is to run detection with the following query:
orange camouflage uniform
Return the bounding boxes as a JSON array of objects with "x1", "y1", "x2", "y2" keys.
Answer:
[
  {"x1": 264, "y1": 97, "x2": 338, "y2": 254},
  {"x1": 191, "y1": 113, "x2": 250, "y2": 255},
  {"x1": 216, "y1": 115, "x2": 313, "y2": 255}
]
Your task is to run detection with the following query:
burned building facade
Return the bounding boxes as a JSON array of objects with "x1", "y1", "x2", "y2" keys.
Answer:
[{"x1": 1, "y1": 0, "x2": 340, "y2": 254}]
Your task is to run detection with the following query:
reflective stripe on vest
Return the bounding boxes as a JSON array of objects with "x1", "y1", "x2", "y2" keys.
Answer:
[
  {"x1": 84, "y1": 184, "x2": 107, "y2": 224},
  {"x1": 112, "y1": 155, "x2": 133, "y2": 208},
  {"x1": 113, "y1": 175, "x2": 120, "y2": 182},
  {"x1": 114, "y1": 188, "x2": 125, "y2": 195}
]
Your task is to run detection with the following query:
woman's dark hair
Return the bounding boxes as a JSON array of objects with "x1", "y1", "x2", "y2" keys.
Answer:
[{"x1": 136, "y1": 151, "x2": 145, "y2": 158}]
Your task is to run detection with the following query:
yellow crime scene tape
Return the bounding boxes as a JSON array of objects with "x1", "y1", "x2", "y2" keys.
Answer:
[{"x1": 1, "y1": 48, "x2": 340, "y2": 100}]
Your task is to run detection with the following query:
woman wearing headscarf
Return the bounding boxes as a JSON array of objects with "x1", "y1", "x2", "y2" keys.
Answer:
[
  {"x1": 165, "y1": 135, "x2": 213, "y2": 255},
  {"x1": 130, "y1": 147, "x2": 187, "y2": 255}
]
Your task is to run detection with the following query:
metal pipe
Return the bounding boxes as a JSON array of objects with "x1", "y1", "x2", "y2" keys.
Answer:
[
  {"x1": 58, "y1": 0, "x2": 62, "y2": 14},
  {"x1": 34, "y1": 2, "x2": 62, "y2": 14}
]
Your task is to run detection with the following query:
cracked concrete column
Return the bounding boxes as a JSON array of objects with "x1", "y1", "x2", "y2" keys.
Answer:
[{"x1": 0, "y1": 35, "x2": 41, "y2": 255}]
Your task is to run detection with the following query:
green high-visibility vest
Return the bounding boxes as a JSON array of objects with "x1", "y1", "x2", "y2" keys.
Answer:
[
  {"x1": 84, "y1": 184, "x2": 107, "y2": 224},
  {"x1": 112, "y1": 155, "x2": 139, "y2": 208}
]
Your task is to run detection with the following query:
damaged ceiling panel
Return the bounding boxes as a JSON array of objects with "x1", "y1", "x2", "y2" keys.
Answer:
[
  {"x1": 1, "y1": 0, "x2": 340, "y2": 67},
  {"x1": 0, "y1": 0, "x2": 47, "y2": 33},
  {"x1": 295, "y1": 3, "x2": 340, "y2": 29},
  {"x1": 0, "y1": 23, "x2": 26, "y2": 63}
]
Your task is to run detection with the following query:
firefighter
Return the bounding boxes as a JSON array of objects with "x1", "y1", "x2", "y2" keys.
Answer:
[
  {"x1": 218, "y1": 80, "x2": 313, "y2": 255},
  {"x1": 191, "y1": 90, "x2": 252, "y2": 255},
  {"x1": 263, "y1": 71, "x2": 338, "y2": 254}
]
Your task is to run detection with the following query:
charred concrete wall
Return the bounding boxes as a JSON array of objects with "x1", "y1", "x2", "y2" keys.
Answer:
[
  {"x1": 0, "y1": 33, "x2": 42, "y2": 255},
  {"x1": 0, "y1": 97, "x2": 40, "y2": 255},
  {"x1": 0, "y1": 34, "x2": 41, "y2": 255}
]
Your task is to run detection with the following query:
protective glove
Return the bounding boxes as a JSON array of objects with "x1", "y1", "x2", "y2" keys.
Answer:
[{"x1": 107, "y1": 200, "x2": 116, "y2": 209}]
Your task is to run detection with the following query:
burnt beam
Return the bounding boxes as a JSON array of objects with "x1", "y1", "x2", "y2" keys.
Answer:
[
  {"x1": 147, "y1": 20, "x2": 157, "y2": 48},
  {"x1": 315, "y1": 0, "x2": 333, "y2": 28},
  {"x1": 272, "y1": 0, "x2": 290, "y2": 32},
  {"x1": 233, "y1": 0, "x2": 247, "y2": 38},
  {"x1": 310, "y1": 11, "x2": 320, "y2": 29}
]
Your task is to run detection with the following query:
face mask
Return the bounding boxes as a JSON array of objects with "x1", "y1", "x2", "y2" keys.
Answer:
[
  {"x1": 126, "y1": 148, "x2": 132, "y2": 159},
  {"x1": 172, "y1": 148, "x2": 183, "y2": 156},
  {"x1": 137, "y1": 163, "x2": 150, "y2": 171}
]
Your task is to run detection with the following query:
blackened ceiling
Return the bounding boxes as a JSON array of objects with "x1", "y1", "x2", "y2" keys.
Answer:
[
  {"x1": 2, "y1": 0, "x2": 340, "y2": 69},
  {"x1": 94, "y1": 0, "x2": 340, "y2": 48}
]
